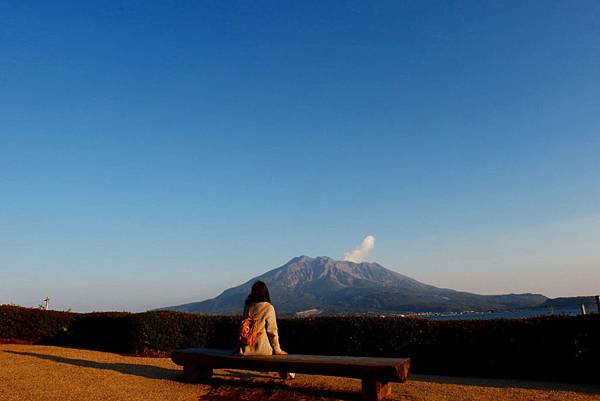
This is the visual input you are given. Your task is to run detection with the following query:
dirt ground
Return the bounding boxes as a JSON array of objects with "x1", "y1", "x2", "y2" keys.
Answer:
[{"x1": 1, "y1": 344, "x2": 598, "y2": 401}]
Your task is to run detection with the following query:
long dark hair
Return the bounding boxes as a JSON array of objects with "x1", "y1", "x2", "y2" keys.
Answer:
[{"x1": 245, "y1": 281, "x2": 271, "y2": 306}]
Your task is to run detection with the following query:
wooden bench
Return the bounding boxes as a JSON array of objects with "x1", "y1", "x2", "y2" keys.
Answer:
[{"x1": 172, "y1": 348, "x2": 410, "y2": 401}]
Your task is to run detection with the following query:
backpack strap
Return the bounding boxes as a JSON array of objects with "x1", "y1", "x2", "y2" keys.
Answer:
[{"x1": 252, "y1": 303, "x2": 271, "y2": 319}]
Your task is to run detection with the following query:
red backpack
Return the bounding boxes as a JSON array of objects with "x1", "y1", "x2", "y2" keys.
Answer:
[{"x1": 239, "y1": 303, "x2": 271, "y2": 347}]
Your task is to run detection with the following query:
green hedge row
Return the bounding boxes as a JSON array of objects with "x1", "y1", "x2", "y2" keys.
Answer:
[
  {"x1": 0, "y1": 305, "x2": 74, "y2": 343},
  {"x1": 281, "y1": 315, "x2": 600, "y2": 383},
  {"x1": 1, "y1": 305, "x2": 598, "y2": 383},
  {"x1": 0, "y1": 306, "x2": 240, "y2": 354}
]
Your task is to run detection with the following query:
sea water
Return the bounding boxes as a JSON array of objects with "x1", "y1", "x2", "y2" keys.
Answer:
[{"x1": 422, "y1": 306, "x2": 594, "y2": 320}]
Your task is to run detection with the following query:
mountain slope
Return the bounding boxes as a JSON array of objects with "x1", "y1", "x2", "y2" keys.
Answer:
[{"x1": 163, "y1": 256, "x2": 547, "y2": 315}]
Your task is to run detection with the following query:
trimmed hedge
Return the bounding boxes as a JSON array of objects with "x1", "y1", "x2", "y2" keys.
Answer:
[
  {"x1": 126, "y1": 312, "x2": 239, "y2": 354},
  {"x1": 1, "y1": 305, "x2": 598, "y2": 383},
  {"x1": 0, "y1": 306, "x2": 241, "y2": 354},
  {"x1": 281, "y1": 315, "x2": 600, "y2": 382},
  {"x1": 53, "y1": 312, "x2": 134, "y2": 352},
  {"x1": 0, "y1": 305, "x2": 73, "y2": 343}
]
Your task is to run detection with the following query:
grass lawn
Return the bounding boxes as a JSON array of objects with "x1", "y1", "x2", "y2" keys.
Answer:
[{"x1": 1, "y1": 344, "x2": 598, "y2": 401}]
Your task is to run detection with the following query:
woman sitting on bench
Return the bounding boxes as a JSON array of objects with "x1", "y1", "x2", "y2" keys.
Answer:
[{"x1": 236, "y1": 281, "x2": 295, "y2": 379}]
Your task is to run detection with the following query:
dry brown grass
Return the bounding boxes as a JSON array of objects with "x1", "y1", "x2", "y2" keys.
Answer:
[{"x1": 1, "y1": 344, "x2": 598, "y2": 401}]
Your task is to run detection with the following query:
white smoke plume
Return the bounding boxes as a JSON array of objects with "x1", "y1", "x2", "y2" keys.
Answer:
[{"x1": 343, "y1": 235, "x2": 375, "y2": 263}]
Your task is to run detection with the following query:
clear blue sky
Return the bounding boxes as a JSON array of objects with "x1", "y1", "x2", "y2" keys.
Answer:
[{"x1": 2, "y1": 1, "x2": 599, "y2": 311}]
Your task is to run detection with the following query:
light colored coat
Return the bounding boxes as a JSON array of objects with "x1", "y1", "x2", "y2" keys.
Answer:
[{"x1": 237, "y1": 301, "x2": 283, "y2": 356}]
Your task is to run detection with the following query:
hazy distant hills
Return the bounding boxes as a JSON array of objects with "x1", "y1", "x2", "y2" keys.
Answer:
[
  {"x1": 541, "y1": 296, "x2": 598, "y2": 308},
  {"x1": 163, "y1": 256, "x2": 548, "y2": 316}
]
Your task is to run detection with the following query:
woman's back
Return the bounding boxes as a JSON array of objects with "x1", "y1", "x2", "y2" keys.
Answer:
[{"x1": 237, "y1": 301, "x2": 283, "y2": 356}]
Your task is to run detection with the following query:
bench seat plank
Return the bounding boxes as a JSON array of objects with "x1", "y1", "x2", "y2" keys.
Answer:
[{"x1": 172, "y1": 348, "x2": 410, "y2": 383}]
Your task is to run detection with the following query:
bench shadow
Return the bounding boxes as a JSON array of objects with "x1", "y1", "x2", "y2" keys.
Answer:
[
  {"x1": 196, "y1": 375, "x2": 361, "y2": 401},
  {"x1": 3, "y1": 350, "x2": 180, "y2": 380},
  {"x1": 220, "y1": 369, "x2": 277, "y2": 380},
  {"x1": 411, "y1": 374, "x2": 600, "y2": 395}
]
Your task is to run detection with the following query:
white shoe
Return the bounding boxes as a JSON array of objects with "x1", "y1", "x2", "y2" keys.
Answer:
[{"x1": 279, "y1": 372, "x2": 296, "y2": 380}]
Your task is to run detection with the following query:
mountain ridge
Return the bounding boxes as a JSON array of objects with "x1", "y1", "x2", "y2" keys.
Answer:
[{"x1": 162, "y1": 256, "x2": 548, "y2": 315}]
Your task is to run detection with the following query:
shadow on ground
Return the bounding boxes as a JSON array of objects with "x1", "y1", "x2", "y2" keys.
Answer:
[
  {"x1": 197, "y1": 375, "x2": 361, "y2": 401},
  {"x1": 3, "y1": 350, "x2": 180, "y2": 380}
]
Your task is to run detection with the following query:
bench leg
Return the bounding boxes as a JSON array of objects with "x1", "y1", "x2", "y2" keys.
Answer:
[
  {"x1": 361, "y1": 379, "x2": 391, "y2": 401},
  {"x1": 183, "y1": 365, "x2": 213, "y2": 382}
]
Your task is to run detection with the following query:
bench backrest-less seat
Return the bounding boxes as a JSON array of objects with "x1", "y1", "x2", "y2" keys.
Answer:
[{"x1": 172, "y1": 348, "x2": 410, "y2": 401}]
